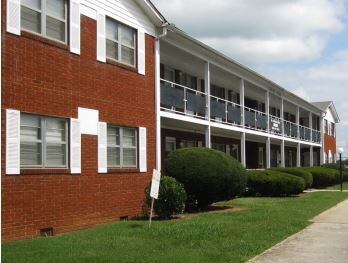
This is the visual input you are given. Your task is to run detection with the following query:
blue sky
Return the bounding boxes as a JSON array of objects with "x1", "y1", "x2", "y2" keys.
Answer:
[{"x1": 152, "y1": 0, "x2": 348, "y2": 156}]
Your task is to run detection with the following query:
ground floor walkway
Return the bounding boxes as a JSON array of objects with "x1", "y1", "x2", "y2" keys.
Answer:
[{"x1": 249, "y1": 198, "x2": 348, "y2": 263}]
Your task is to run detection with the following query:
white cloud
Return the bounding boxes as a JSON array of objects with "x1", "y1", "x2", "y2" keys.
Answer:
[
  {"x1": 153, "y1": 0, "x2": 345, "y2": 65},
  {"x1": 200, "y1": 35, "x2": 326, "y2": 64},
  {"x1": 259, "y1": 49, "x2": 348, "y2": 148}
]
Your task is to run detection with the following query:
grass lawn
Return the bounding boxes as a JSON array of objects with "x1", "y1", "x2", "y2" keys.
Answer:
[
  {"x1": 326, "y1": 182, "x2": 348, "y2": 190},
  {"x1": 2, "y1": 192, "x2": 348, "y2": 263}
]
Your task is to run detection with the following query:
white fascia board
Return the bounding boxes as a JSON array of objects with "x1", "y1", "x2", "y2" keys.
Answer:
[{"x1": 160, "y1": 111, "x2": 209, "y2": 126}]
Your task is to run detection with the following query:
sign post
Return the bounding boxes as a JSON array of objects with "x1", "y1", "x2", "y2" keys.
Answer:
[{"x1": 149, "y1": 169, "x2": 161, "y2": 228}]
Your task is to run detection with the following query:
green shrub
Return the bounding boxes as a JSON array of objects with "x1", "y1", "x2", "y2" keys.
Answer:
[
  {"x1": 145, "y1": 176, "x2": 187, "y2": 219},
  {"x1": 321, "y1": 164, "x2": 348, "y2": 181},
  {"x1": 165, "y1": 147, "x2": 247, "y2": 210},
  {"x1": 246, "y1": 170, "x2": 305, "y2": 196},
  {"x1": 302, "y1": 167, "x2": 340, "y2": 188},
  {"x1": 269, "y1": 167, "x2": 313, "y2": 188}
]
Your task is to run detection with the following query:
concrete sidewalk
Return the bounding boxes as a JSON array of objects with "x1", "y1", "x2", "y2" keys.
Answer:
[{"x1": 248, "y1": 198, "x2": 348, "y2": 263}]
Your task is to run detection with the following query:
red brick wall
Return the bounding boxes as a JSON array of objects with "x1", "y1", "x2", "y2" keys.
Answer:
[
  {"x1": 324, "y1": 134, "x2": 336, "y2": 154},
  {"x1": 1, "y1": 7, "x2": 156, "y2": 240}
]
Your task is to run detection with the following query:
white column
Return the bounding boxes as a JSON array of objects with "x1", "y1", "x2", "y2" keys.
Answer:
[
  {"x1": 241, "y1": 132, "x2": 246, "y2": 167},
  {"x1": 205, "y1": 62, "x2": 211, "y2": 121},
  {"x1": 281, "y1": 97, "x2": 284, "y2": 136},
  {"x1": 205, "y1": 126, "x2": 211, "y2": 148},
  {"x1": 281, "y1": 139, "x2": 285, "y2": 167},
  {"x1": 320, "y1": 115, "x2": 325, "y2": 164},
  {"x1": 296, "y1": 106, "x2": 300, "y2": 139},
  {"x1": 265, "y1": 91, "x2": 270, "y2": 132},
  {"x1": 154, "y1": 39, "x2": 161, "y2": 172},
  {"x1": 266, "y1": 137, "x2": 271, "y2": 168},
  {"x1": 310, "y1": 145, "x2": 314, "y2": 167},
  {"x1": 240, "y1": 79, "x2": 245, "y2": 127},
  {"x1": 205, "y1": 62, "x2": 211, "y2": 149},
  {"x1": 309, "y1": 112, "x2": 313, "y2": 142},
  {"x1": 297, "y1": 143, "x2": 301, "y2": 167}
]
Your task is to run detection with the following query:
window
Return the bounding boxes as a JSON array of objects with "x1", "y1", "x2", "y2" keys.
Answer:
[
  {"x1": 211, "y1": 85, "x2": 225, "y2": 99},
  {"x1": 107, "y1": 126, "x2": 137, "y2": 168},
  {"x1": 165, "y1": 137, "x2": 176, "y2": 153},
  {"x1": 106, "y1": 17, "x2": 136, "y2": 67},
  {"x1": 21, "y1": 0, "x2": 67, "y2": 43},
  {"x1": 179, "y1": 140, "x2": 195, "y2": 148},
  {"x1": 330, "y1": 122, "x2": 335, "y2": 136},
  {"x1": 212, "y1": 143, "x2": 226, "y2": 153},
  {"x1": 20, "y1": 113, "x2": 68, "y2": 168}
]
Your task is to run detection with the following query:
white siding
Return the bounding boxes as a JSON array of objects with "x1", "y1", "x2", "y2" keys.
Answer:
[
  {"x1": 324, "y1": 107, "x2": 335, "y2": 123},
  {"x1": 81, "y1": 0, "x2": 156, "y2": 36}
]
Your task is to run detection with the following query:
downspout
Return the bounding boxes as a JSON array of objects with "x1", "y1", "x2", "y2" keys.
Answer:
[{"x1": 154, "y1": 24, "x2": 168, "y2": 173}]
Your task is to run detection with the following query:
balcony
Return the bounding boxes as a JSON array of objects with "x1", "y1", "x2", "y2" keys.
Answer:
[{"x1": 160, "y1": 78, "x2": 321, "y2": 144}]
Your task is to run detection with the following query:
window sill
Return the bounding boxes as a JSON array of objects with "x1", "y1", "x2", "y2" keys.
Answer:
[
  {"x1": 20, "y1": 168, "x2": 71, "y2": 175},
  {"x1": 106, "y1": 168, "x2": 140, "y2": 174},
  {"x1": 106, "y1": 58, "x2": 138, "y2": 73},
  {"x1": 21, "y1": 31, "x2": 69, "y2": 51}
]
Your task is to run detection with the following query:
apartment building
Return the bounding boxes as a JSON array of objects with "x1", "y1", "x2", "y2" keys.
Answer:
[{"x1": 2, "y1": 0, "x2": 339, "y2": 240}]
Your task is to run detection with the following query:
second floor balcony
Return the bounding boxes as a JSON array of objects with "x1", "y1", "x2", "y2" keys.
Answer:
[{"x1": 160, "y1": 78, "x2": 322, "y2": 144}]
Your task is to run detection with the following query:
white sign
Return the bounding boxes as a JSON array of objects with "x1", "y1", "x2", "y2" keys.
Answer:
[{"x1": 150, "y1": 169, "x2": 161, "y2": 199}]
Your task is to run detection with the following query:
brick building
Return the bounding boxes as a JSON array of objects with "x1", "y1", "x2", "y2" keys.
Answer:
[
  {"x1": 2, "y1": 0, "x2": 339, "y2": 241},
  {"x1": 2, "y1": 0, "x2": 165, "y2": 240}
]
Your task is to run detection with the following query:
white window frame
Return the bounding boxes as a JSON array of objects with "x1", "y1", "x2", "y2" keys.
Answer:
[
  {"x1": 107, "y1": 125, "x2": 138, "y2": 168},
  {"x1": 20, "y1": 113, "x2": 69, "y2": 168},
  {"x1": 105, "y1": 16, "x2": 137, "y2": 67},
  {"x1": 21, "y1": 0, "x2": 68, "y2": 44}
]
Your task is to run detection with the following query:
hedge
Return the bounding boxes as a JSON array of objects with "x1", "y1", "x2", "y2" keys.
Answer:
[
  {"x1": 246, "y1": 170, "x2": 305, "y2": 196},
  {"x1": 165, "y1": 147, "x2": 247, "y2": 210},
  {"x1": 301, "y1": 167, "x2": 341, "y2": 188},
  {"x1": 269, "y1": 167, "x2": 313, "y2": 188}
]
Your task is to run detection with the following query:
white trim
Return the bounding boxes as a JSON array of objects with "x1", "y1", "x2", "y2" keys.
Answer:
[
  {"x1": 139, "y1": 127, "x2": 147, "y2": 172},
  {"x1": 6, "y1": 109, "x2": 20, "y2": 174},
  {"x1": 6, "y1": 0, "x2": 21, "y2": 35},
  {"x1": 70, "y1": 0, "x2": 81, "y2": 54},
  {"x1": 155, "y1": 38, "x2": 161, "y2": 171},
  {"x1": 98, "y1": 122, "x2": 107, "y2": 173}
]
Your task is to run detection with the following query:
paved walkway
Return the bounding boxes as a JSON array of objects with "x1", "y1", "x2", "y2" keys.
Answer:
[{"x1": 248, "y1": 198, "x2": 348, "y2": 263}]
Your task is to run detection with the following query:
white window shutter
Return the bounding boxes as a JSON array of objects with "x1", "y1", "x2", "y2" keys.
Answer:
[
  {"x1": 139, "y1": 127, "x2": 147, "y2": 172},
  {"x1": 6, "y1": 0, "x2": 21, "y2": 35},
  {"x1": 98, "y1": 122, "x2": 107, "y2": 173},
  {"x1": 6, "y1": 109, "x2": 20, "y2": 175},
  {"x1": 137, "y1": 30, "x2": 145, "y2": 75},
  {"x1": 70, "y1": 0, "x2": 80, "y2": 54},
  {"x1": 97, "y1": 12, "x2": 106, "y2": 62},
  {"x1": 70, "y1": 118, "x2": 81, "y2": 174}
]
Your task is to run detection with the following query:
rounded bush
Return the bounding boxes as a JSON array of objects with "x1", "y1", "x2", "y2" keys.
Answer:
[
  {"x1": 302, "y1": 167, "x2": 340, "y2": 188},
  {"x1": 269, "y1": 167, "x2": 313, "y2": 188},
  {"x1": 145, "y1": 176, "x2": 187, "y2": 219},
  {"x1": 165, "y1": 147, "x2": 247, "y2": 210},
  {"x1": 246, "y1": 170, "x2": 305, "y2": 196}
]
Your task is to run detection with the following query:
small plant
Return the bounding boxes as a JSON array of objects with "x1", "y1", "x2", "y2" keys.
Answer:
[{"x1": 145, "y1": 176, "x2": 187, "y2": 219}]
